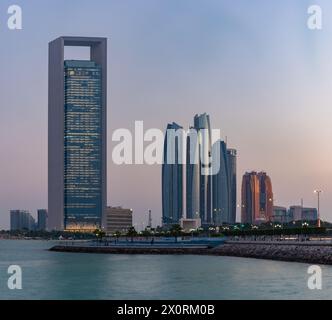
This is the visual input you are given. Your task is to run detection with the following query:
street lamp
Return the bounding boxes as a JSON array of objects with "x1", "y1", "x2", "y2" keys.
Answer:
[{"x1": 314, "y1": 190, "x2": 322, "y2": 228}]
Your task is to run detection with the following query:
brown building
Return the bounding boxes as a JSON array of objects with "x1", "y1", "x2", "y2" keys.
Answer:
[
  {"x1": 241, "y1": 172, "x2": 273, "y2": 224},
  {"x1": 105, "y1": 206, "x2": 133, "y2": 234}
]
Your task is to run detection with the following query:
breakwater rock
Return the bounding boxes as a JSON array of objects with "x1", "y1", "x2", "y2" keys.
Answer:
[{"x1": 210, "y1": 242, "x2": 332, "y2": 265}]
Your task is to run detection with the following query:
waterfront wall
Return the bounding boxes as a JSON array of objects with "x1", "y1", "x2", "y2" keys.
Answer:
[{"x1": 50, "y1": 242, "x2": 332, "y2": 265}]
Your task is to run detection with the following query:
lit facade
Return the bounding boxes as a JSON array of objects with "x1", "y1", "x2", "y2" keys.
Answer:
[{"x1": 48, "y1": 37, "x2": 107, "y2": 231}]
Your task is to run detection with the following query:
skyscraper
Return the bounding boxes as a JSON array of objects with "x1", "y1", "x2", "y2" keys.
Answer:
[
  {"x1": 227, "y1": 149, "x2": 237, "y2": 224},
  {"x1": 186, "y1": 113, "x2": 212, "y2": 224},
  {"x1": 186, "y1": 128, "x2": 200, "y2": 220},
  {"x1": 212, "y1": 141, "x2": 229, "y2": 225},
  {"x1": 162, "y1": 122, "x2": 184, "y2": 225},
  {"x1": 212, "y1": 142, "x2": 237, "y2": 225},
  {"x1": 48, "y1": 37, "x2": 107, "y2": 231},
  {"x1": 37, "y1": 209, "x2": 48, "y2": 231},
  {"x1": 241, "y1": 171, "x2": 273, "y2": 224},
  {"x1": 258, "y1": 172, "x2": 273, "y2": 221}
]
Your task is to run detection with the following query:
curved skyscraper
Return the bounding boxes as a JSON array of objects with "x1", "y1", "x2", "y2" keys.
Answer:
[
  {"x1": 258, "y1": 172, "x2": 273, "y2": 222},
  {"x1": 186, "y1": 113, "x2": 212, "y2": 224},
  {"x1": 241, "y1": 171, "x2": 273, "y2": 224},
  {"x1": 162, "y1": 122, "x2": 184, "y2": 225},
  {"x1": 186, "y1": 128, "x2": 200, "y2": 220}
]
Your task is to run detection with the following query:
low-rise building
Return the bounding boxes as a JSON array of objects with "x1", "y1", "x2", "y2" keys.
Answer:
[
  {"x1": 105, "y1": 206, "x2": 133, "y2": 234},
  {"x1": 180, "y1": 218, "x2": 201, "y2": 232},
  {"x1": 289, "y1": 206, "x2": 318, "y2": 222}
]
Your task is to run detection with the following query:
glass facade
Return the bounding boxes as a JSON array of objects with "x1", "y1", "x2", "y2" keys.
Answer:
[
  {"x1": 63, "y1": 60, "x2": 102, "y2": 230},
  {"x1": 162, "y1": 122, "x2": 184, "y2": 225}
]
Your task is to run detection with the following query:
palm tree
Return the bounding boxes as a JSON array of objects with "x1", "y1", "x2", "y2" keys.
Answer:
[
  {"x1": 94, "y1": 229, "x2": 106, "y2": 242},
  {"x1": 126, "y1": 227, "x2": 137, "y2": 243},
  {"x1": 170, "y1": 224, "x2": 182, "y2": 243}
]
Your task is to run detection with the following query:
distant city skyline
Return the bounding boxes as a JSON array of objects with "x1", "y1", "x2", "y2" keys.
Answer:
[{"x1": 1, "y1": 0, "x2": 332, "y2": 229}]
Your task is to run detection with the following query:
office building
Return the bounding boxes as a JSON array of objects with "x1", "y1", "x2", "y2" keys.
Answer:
[
  {"x1": 48, "y1": 37, "x2": 107, "y2": 231},
  {"x1": 241, "y1": 171, "x2": 273, "y2": 224},
  {"x1": 272, "y1": 206, "x2": 289, "y2": 223},
  {"x1": 258, "y1": 172, "x2": 273, "y2": 221},
  {"x1": 186, "y1": 127, "x2": 200, "y2": 220},
  {"x1": 10, "y1": 210, "x2": 35, "y2": 231},
  {"x1": 212, "y1": 141, "x2": 229, "y2": 224},
  {"x1": 212, "y1": 142, "x2": 237, "y2": 225},
  {"x1": 162, "y1": 122, "x2": 184, "y2": 225},
  {"x1": 37, "y1": 209, "x2": 48, "y2": 231},
  {"x1": 186, "y1": 113, "x2": 212, "y2": 224},
  {"x1": 301, "y1": 207, "x2": 318, "y2": 221},
  {"x1": 227, "y1": 149, "x2": 237, "y2": 224},
  {"x1": 105, "y1": 207, "x2": 133, "y2": 234},
  {"x1": 289, "y1": 206, "x2": 318, "y2": 222}
]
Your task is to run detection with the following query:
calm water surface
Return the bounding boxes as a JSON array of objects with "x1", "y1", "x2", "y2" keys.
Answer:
[{"x1": 0, "y1": 240, "x2": 331, "y2": 300}]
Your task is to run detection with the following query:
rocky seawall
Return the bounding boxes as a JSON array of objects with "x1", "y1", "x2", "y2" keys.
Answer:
[
  {"x1": 210, "y1": 242, "x2": 332, "y2": 265},
  {"x1": 50, "y1": 242, "x2": 332, "y2": 265}
]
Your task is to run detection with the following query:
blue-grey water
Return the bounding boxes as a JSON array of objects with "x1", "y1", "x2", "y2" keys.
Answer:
[{"x1": 0, "y1": 240, "x2": 332, "y2": 300}]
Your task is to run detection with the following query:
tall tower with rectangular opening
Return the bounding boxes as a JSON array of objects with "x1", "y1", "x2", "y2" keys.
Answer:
[{"x1": 48, "y1": 37, "x2": 107, "y2": 231}]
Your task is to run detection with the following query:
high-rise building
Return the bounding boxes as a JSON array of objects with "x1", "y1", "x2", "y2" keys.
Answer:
[
  {"x1": 162, "y1": 122, "x2": 184, "y2": 225},
  {"x1": 241, "y1": 171, "x2": 273, "y2": 224},
  {"x1": 186, "y1": 113, "x2": 212, "y2": 225},
  {"x1": 37, "y1": 209, "x2": 48, "y2": 231},
  {"x1": 105, "y1": 207, "x2": 133, "y2": 234},
  {"x1": 48, "y1": 37, "x2": 107, "y2": 231},
  {"x1": 212, "y1": 142, "x2": 237, "y2": 225},
  {"x1": 227, "y1": 149, "x2": 237, "y2": 224},
  {"x1": 258, "y1": 172, "x2": 273, "y2": 221},
  {"x1": 241, "y1": 172, "x2": 260, "y2": 224},
  {"x1": 10, "y1": 210, "x2": 35, "y2": 231},
  {"x1": 186, "y1": 128, "x2": 200, "y2": 220},
  {"x1": 212, "y1": 141, "x2": 229, "y2": 225}
]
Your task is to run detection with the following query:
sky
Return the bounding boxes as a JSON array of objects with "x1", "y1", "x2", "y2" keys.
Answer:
[{"x1": 1, "y1": 0, "x2": 332, "y2": 229}]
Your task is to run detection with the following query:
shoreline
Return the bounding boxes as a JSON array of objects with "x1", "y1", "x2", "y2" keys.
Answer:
[{"x1": 49, "y1": 241, "x2": 332, "y2": 265}]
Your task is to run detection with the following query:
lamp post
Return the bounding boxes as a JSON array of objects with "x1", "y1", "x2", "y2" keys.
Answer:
[{"x1": 314, "y1": 190, "x2": 322, "y2": 228}]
